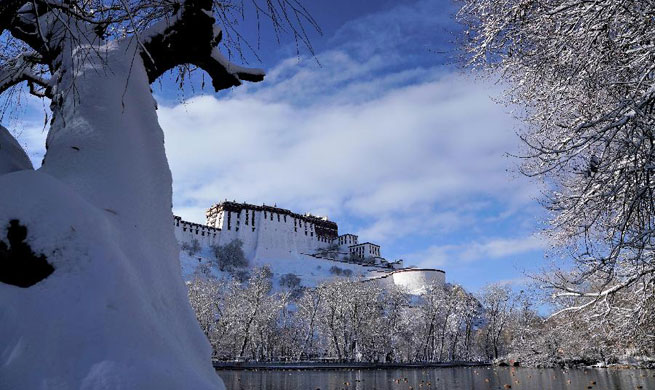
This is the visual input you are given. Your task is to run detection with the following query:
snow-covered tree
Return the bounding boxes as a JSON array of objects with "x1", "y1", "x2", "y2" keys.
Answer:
[
  {"x1": 478, "y1": 284, "x2": 514, "y2": 360},
  {"x1": 414, "y1": 282, "x2": 448, "y2": 361},
  {"x1": 197, "y1": 267, "x2": 287, "y2": 361},
  {"x1": 459, "y1": 0, "x2": 655, "y2": 324},
  {"x1": 187, "y1": 277, "x2": 225, "y2": 340},
  {"x1": 231, "y1": 267, "x2": 284, "y2": 359},
  {"x1": 295, "y1": 286, "x2": 323, "y2": 358},
  {"x1": 375, "y1": 286, "x2": 411, "y2": 362},
  {"x1": 441, "y1": 284, "x2": 483, "y2": 361},
  {"x1": 0, "y1": 0, "x2": 315, "y2": 388}
]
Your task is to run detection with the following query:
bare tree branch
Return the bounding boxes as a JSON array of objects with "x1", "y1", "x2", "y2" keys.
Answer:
[
  {"x1": 139, "y1": 0, "x2": 263, "y2": 91},
  {"x1": 0, "y1": 52, "x2": 52, "y2": 98},
  {"x1": 459, "y1": 0, "x2": 655, "y2": 316}
]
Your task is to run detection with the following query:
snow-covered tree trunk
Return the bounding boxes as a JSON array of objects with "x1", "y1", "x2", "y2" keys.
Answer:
[{"x1": 0, "y1": 1, "x2": 267, "y2": 388}]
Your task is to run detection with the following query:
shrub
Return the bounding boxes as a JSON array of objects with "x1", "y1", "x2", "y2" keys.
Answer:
[
  {"x1": 211, "y1": 239, "x2": 248, "y2": 271},
  {"x1": 329, "y1": 266, "x2": 343, "y2": 275},
  {"x1": 280, "y1": 273, "x2": 301, "y2": 289},
  {"x1": 329, "y1": 266, "x2": 353, "y2": 277},
  {"x1": 280, "y1": 273, "x2": 304, "y2": 298},
  {"x1": 181, "y1": 239, "x2": 201, "y2": 256},
  {"x1": 232, "y1": 270, "x2": 250, "y2": 283}
]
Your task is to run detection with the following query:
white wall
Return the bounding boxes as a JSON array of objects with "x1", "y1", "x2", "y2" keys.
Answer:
[{"x1": 174, "y1": 210, "x2": 332, "y2": 261}]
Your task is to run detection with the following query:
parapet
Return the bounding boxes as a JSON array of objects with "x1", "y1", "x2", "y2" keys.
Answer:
[
  {"x1": 205, "y1": 201, "x2": 338, "y2": 239},
  {"x1": 174, "y1": 215, "x2": 221, "y2": 238}
]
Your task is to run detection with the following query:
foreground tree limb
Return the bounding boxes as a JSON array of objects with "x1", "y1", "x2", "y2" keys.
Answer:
[
  {"x1": 139, "y1": 0, "x2": 264, "y2": 91},
  {"x1": 459, "y1": 0, "x2": 655, "y2": 326},
  {"x1": 0, "y1": 52, "x2": 51, "y2": 97},
  {"x1": 0, "y1": 0, "x2": 316, "y2": 99}
]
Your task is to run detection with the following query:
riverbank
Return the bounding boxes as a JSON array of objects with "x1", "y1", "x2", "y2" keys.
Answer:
[
  {"x1": 496, "y1": 355, "x2": 655, "y2": 369},
  {"x1": 212, "y1": 361, "x2": 490, "y2": 370},
  {"x1": 217, "y1": 366, "x2": 655, "y2": 390}
]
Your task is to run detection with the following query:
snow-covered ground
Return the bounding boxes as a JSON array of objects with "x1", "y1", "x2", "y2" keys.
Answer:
[{"x1": 180, "y1": 245, "x2": 383, "y2": 289}]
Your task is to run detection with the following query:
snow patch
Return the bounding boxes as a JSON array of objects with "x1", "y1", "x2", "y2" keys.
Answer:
[{"x1": 0, "y1": 125, "x2": 33, "y2": 175}]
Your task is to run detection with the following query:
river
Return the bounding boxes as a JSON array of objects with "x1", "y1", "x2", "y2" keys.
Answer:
[{"x1": 217, "y1": 366, "x2": 655, "y2": 390}]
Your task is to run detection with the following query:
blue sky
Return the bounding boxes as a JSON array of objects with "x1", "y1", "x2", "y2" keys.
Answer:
[{"x1": 13, "y1": 0, "x2": 550, "y2": 293}]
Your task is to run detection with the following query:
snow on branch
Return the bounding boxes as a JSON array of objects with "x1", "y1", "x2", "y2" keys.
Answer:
[
  {"x1": 139, "y1": 0, "x2": 264, "y2": 91},
  {"x1": 459, "y1": 0, "x2": 655, "y2": 318},
  {"x1": 0, "y1": 53, "x2": 52, "y2": 98},
  {"x1": 0, "y1": 0, "x2": 26, "y2": 34},
  {"x1": 198, "y1": 47, "x2": 264, "y2": 90},
  {"x1": 209, "y1": 47, "x2": 264, "y2": 82},
  {"x1": 1, "y1": 0, "x2": 321, "y2": 96}
]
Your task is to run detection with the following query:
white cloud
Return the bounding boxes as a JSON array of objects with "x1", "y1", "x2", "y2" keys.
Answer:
[
  {"x1": 404, "y1": 235, "x2": 548, "y2": 268},
  {"x1": 460, "y1": 235, "x2": 547, "y2": 261},
  {"x1": 493, "y1": 276, "x2": 534, "y2": 288},
  {"x1": 160, "y1": 71, "x2": 534, "y2": 233},
  {"x1": 400, "y1": 244, "x2": 458, "y2": 268},
  {"x1": 356, "y1": 210, "x2": 468, "y2": 243}
]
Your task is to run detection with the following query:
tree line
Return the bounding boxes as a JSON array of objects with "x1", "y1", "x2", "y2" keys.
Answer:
[{"x1": 186, "y1": 268, "x2": 655, "y2": 366}]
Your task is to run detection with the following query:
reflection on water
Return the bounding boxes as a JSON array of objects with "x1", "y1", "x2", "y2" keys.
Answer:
[{"x1": 218, "y1": 366, "x2": 655, "y2": 390}]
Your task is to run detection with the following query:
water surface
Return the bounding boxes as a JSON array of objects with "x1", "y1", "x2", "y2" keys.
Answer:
[{"x1": 218, "y1": 366, "x2": 655, "y2": 390}]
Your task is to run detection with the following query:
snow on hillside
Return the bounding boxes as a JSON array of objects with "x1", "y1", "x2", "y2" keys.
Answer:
[{"x1": 180, "y1": 245, "x2": 382, "y2": 289}]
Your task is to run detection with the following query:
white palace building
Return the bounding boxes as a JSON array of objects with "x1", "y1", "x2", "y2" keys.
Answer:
[
  {"x1": 174, "y1": 201, "x2": 386, "y2": 262},
  {"x1": 174, "y1": 200, "x2": 445, "y2": 293}
]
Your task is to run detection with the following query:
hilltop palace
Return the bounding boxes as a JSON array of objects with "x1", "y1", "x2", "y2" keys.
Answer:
[{"x1": 174, "y1": 200, "x2": 445, "y2": 293}]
